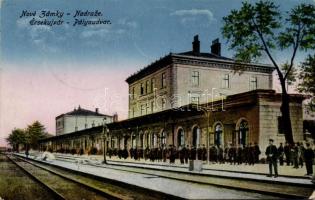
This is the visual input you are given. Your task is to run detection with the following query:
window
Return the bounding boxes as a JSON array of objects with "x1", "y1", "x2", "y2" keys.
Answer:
[
  {"x1": 161, "y1": 98, "x2": 166, "y2": 110},
  {"x1": 177, "y1": 129, "x2": 185, "y2": 147},
  {"x1": 140, "y1": 83, "x2": 144, "y2": 95},
  {"x1": 191, "y1": 96, "x2": 199, "y2": 105},
  {"x1": 192, "y1": 71, "x2": 200, "y2": 86},
  {"x1": 222, "y1": 74, "x2": 230, "y2": 88},
  {"x1": 250, "y1": 76, "x2": 258, "y2": 90},
  {"x1": 278, "y1": 116, "x2": 284, "y2": 134},
  {"x1": 151, "y1": 101, "x2": 154, "y2": 113},
  {"x1": 215, "y1": 124, "x2": 223, "y2": 146},
  {"x1": 161, "y1": 73, "x2": 166, "y2": 88},
  {"x1": 132, "y1": 87, "x2": 135, "y2": 99},
  {"x1": 141, "y1": 105, "x2": 145, "y2": 115},
  {"x1": 151, "y1": 78, "x2": 155, "y2": 93},
  {"x1": 146, "y1": 80, "x2": 150, "y2": 94},
  {"x1": 146, "y1": 103, "x2": 150, "y2": 114}
]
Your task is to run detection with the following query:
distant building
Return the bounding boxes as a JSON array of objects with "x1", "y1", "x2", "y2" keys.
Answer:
[
  {"x1": 126, "y1": 35, "x2": 274, "y2": 118},
  {"x1": 55, "y1": 106, "x2": 114, "y2": 135}
]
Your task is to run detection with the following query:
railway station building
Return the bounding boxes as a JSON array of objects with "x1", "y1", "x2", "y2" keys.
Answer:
[{"x1": 39, "y1": 36, "x2": 306, "y2": 157}]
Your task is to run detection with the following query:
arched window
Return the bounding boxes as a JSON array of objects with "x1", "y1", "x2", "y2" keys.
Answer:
[
  {"x1": 161, "y1": 131, "x2": 166, "y2": 147},
  {"x1": 215, "y1": 124, "x2": 223, "y2": 146},
  {"x1": 145, "y1": 133, "x2": 150, "y2": 148},
  {"x1": 239, "y1": 120, "x2": 249, "y2": 146},
  {"x1": 139, "y1": 134, "x2": 144, "y2": 148},
  {"x1": 152, "y1": 134, "x2": 157, "y2": 148},
  {"x1": 132, "y1": 134, "x2": 136, "y2": 148},
  {"x1": 177, "y1": 129, "x2": 185, "y2": 147},
  {"x1": 192, "y1": 126, "x2": 200, "y2": 147}
]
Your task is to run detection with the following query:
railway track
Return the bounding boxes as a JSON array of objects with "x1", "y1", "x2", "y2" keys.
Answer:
[{"x1": 7, "y1": 154, "x2": 180, "y2": 200}]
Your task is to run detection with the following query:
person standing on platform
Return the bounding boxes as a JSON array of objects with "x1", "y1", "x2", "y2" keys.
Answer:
[
  {"x1": 304, "y1": 143, "x2": 314, "y2": 176},
  {"x1": 284, "y1": 142, "x2": 291, "y2": 166},
  {"x1": 228, "y1": 144, "x2": 236, "y2": 165},
  {"x1": 179, "y1": 145, "x2": 184, "y2": 164},
  {"x1": 218, "y1": 145, "x2": 224, "y2": 163},
  {"x1": 265, "y1": 139, "x2": 278, "y2": 177},
  {"x1": 185, "y1": 145, "x2": 190, "y2": 163},
  {"x1": 197, "y1": 144, "x2": 202, "y2": 160},
  {"x1": 254, "y1": 142, "x2": 261, "y2": 163},
  {"x1": 292, "y1": 143, "x2": 299, "y2": 168},
  {"x1": 298, "y1": 142, "x2": 305, "y2": 168},
  {"x1": 236, "y1": 144, "x2": 243, "y2": 165},
  {"x1": 249, "y1": 143, "x2": 255, "y2": 165},
  {"x1": 278, "y1": 143, "x2": 284, "y2": 166},
  {"x1": 191, "y1": 146, "x2": 196, "y2": 160},
  {"x1": 162, "y1": 145, "x2": 167, "y2": 162},
  {"x1": 202, "y1": 144, "x2": 207, "y2": 162},
  {"x1": 182, "y1": 145, "x2": 188, "y2": 164}
]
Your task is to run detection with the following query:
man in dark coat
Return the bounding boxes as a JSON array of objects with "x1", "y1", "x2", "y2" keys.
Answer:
[
  {"x1": 265, "y1": 139, "x2": 278, "y2": 177},
  {"x1": 304, "y1": 143, "x2": 314, "y2": 175}
]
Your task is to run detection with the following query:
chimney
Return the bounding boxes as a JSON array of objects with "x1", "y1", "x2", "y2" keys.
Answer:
[
  {"x1": 95, "y1": 108, "x2": 99, "y2": 113},
  {"x1": 211, "y1": 38, "x2": 221, "y2": 56},
  {"x1": 192, "y1": 35, "x2": 200, "y2": 54},
  {"x1": 113, "y1": 113, "x2": 118, "y2": 122}
]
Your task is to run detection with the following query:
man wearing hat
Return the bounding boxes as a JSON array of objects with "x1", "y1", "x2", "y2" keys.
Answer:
[{"x1": 265, "y1": 139, "x2": 278, "y2": 177}]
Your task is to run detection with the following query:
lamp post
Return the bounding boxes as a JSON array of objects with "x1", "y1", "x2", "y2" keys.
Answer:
[{"x1": 102, "y1": 117, "x2": 108, "y2": 164}]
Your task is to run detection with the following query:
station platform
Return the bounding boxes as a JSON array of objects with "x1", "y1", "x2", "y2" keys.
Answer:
[
  {"x1": 14, "y1": 153, "x2": 291, "y2": 199},
  {"x1": 13, "y1": 153, "x2": 314, "y2": 199},
  {"x1": 50, "y1": 153, "x2": 313, "y2": 184},
  {"x1": 19, "y1": 152, "x2": 315, "y2": 184}
]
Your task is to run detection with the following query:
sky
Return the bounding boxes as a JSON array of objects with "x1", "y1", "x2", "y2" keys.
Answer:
[{"x1": 0, "y1": 0, "x2": 314, "y2": 146}]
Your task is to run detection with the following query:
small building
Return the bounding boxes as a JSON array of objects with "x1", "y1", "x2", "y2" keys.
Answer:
[{"x1": 55, "y1": 106, "x2": 114, "y2": 135}]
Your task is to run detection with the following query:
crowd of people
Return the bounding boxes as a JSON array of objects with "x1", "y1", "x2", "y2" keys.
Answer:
[{"x1": 107, "y1": 140, "x2": 314, "y2": 176}]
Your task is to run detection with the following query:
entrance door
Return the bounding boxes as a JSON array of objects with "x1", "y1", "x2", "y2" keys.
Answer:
[
  {"x1": 239, "y1": 120, "x2": 248, "y2": 146},
  {"x1": 177, "y1": 129, "x2": 184, "y2": 147},
  {"x1": 215, "y1": 124, "x2": 222, "y2": 146}
]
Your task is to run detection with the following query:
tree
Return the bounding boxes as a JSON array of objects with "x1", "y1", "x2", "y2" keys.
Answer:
[
  {"x1": 6, "y1": 129, "x2": 27, "y2": 152},
  {"x1": 26, "y1": 121, "x2": 47, "y2": 150},
  {"x1": 222, "y1": 1, "x2": 315, "y2": 144},
  {"x1": 298, "y1": 54, "x2": 315, "y2": 111}
]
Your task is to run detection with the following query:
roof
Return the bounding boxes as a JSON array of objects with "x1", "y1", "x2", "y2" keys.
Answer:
[
  {"x1": 56, "y1": 106, "x2": 111, "y2": 119},
  {"x1": 41, "y1": 90, "x2": 306, "y2": 142},
  {"x1": 126, "y1": 52, "x2": 274, "y2": 84},
  {"x1": 178, "y1": 51, "x2": 233, "y2": 61}
]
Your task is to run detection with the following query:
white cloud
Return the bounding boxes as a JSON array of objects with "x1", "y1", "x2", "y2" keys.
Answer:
[
  {"x1": 117, "y1": 19, "x2": 138, "y2": 29},
  {"x1": 170, "y1": 9, "x2": 215, "y2": 25},
  {"x1": 16, "y1": 16, "x2": 58, "y2": 53},
  {"x1": 80, "y1": 18, "x2": 136, "y2": 40}
]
